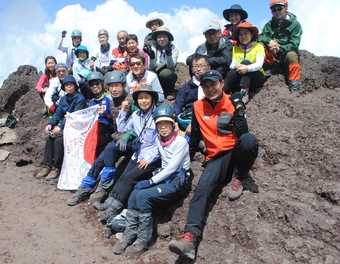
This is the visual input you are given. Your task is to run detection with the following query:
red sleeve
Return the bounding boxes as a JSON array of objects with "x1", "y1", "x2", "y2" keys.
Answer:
[{"x1": 36, "y1": 74, "x2": 48, "y2": 93}]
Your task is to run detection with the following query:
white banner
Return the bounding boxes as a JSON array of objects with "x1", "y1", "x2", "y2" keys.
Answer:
[{"x1": 58, "y1": 105, "x2": 99, "y2": 190}]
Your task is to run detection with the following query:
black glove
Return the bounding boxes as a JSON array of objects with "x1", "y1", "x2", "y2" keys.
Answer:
[
  {"x1": 144, "y1": 45, "x2": 155, "y2": 59},
  {"x1": 165, "y1": 43, "x2": 173, "y2": 56},
  {"x1": 116, "y1": 138, "x2": 127, "y2": 152},
  {"x1": 229, "y1": 92, "x2": 244, "y2": 109},
  {"x1": 61, "y1": 30, "x2": 67, "y2": 37}
]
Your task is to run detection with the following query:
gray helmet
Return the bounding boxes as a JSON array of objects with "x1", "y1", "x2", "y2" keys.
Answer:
[
  {"x1": 71, "y1": 29, "x2": 82, "y2": 39},
  {"x1": 87, "y1": 71, "x2": 104, "y2": 82},
  {"x1": 98, "y1": 29, "x2": 109, "y2": 37},
  {"x1": 106, "y1": 71, "x2": 126, "y2": 85},
  {"x1": 132, "y1": 86, "x2": 159, "y2": 109}
]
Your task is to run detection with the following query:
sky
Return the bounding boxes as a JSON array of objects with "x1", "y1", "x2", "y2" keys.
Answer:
[{"x1": 0, "y1": 0, "x2": 339, "y2": 87}]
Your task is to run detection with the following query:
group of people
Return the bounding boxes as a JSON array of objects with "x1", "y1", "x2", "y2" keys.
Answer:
[{"x1": 34, "y1": 0, "x2": 302, "y2": 260}]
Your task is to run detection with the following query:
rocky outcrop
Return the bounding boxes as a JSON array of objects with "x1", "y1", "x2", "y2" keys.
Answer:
[{"x1": 0, "y1": 50, "x2": 340, "y2": 263}]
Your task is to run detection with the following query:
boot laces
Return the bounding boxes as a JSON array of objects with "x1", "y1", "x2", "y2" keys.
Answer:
[
  {"x1": 231, "y1": 177, "x2": 243, "y2": 191},
  {"x1": 179, "y1": 232, "x2": 194, "y2": 243}
]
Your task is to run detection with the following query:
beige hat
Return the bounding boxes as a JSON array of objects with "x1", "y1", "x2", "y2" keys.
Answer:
[
  {"x1": 145, "y1": 17, "x2": 164, "y2": 28},
  {"x1": 152, "y1": 26, "x2": 174, "y2": 42}
]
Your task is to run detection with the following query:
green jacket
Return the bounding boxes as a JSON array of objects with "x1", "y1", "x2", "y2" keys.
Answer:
[{"x1": 257, "y1": 12, "x2": 303, "y2": 56}]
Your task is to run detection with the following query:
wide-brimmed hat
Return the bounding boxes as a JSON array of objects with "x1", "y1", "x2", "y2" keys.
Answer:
[
  {"x1": 232, "y1": 22, "x2": 259, "y2": 40},
  {"x1": 145, "y1": 17, "x2": 164, "y2": 28},
  {"x1": 152, "y1": 26, "x2": 174, "y2": 42},
  {"x1": 223, "y1": 4, "x2": 248, "y2": 22}
]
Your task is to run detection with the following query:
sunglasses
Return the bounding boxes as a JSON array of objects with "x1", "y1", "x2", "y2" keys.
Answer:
[
  {"x1": 89, "y1": 81, "x2": 101, "y2": 87},
  {"x1": 271, "y1": 6, "x2": 283, "y2": 12},
  {"x1": 130, "y1": 61, "x2": 142, "y2": 67}
]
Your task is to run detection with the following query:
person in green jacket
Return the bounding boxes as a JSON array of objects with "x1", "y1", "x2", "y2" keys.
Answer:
[{"x1": 257, "y1": 0, "x2": 303, "y2": 97}]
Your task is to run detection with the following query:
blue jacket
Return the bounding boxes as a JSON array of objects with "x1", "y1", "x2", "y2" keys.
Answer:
[
  {"x1": 48, "y1": 91, "x2": 86, "y2": 129},
  {"x1": 173, "y1": 78, "x2": 199, "y2": 116}
]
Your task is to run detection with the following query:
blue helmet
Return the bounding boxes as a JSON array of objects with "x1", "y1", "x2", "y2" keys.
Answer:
[
  {"x1": 74, "y1": 45, "x2": 89, "y2": 59},
  {"x1": 177, "y1": 112, "x2": 192, "y2": 130},
  {"x1": 71, "y1": 29, "x2": 82, "y2": 39},
  {"x1": 153, "y1": 104, "x2": 176, "y2": 124},
  {"x1": 106, "y1": 70, "x2": 126, "y2": 85},
  {"x1": 87, "y1": 71, "x2": 104, "y2": 82}
]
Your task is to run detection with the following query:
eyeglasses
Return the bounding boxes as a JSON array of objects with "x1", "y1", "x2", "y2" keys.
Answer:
[
  {"x1": 130, "y1": 61, "x2": 142, "y2": 67},
  {"x1": 192, "y1": 64, "x2": 208, "y2": 69},
  {"x1": 89, "y1": 81, "x2": 101, "y2": 87},
  {"x1": 56, "y1": 69, "x2": 67, "y2": 74},
  {"x1": 271, "y1": 6, "x2": 283, "y2": 12}
]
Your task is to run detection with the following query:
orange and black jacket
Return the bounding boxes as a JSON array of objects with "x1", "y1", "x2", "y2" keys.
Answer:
[{"x1": 189, "y1": 93, "x2": 248, "y2": 161}]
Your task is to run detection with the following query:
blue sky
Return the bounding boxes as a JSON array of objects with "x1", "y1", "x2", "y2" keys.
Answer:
[{"x1": 0, "y1": 0, "x2": 338, "y2": 86}]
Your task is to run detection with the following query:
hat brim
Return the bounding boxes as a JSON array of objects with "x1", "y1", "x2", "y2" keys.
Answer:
[
  {"x1": 232, "y1": 24, "x2": 259, "y2": 40},
  {"x1": 152, "y1": 31, "x2": 174, "y2": 42},
  {"x1": 223, "y1": 9, "x2": 248, "y2": 22},
  {"x1": 132, "y1": 90, "x2": 159, "y2": 108},
  {"x1": 146, "y1": 18, "x2": 164, "y2": 28},
  {"x1": 200, "y1": 76, "x2": 221, "y2": 84},
  {"x1": 155, "y1": 116, "x2": 175, "y2": 124}
]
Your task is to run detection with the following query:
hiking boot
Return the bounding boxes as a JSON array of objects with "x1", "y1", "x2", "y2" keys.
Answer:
[
  {"x1": 126, "y1": 241, "x2": 147, "y2": 256},
  {"x1": 93, "y1": 196, "x2": 115, "y2": 211},
  {"x1": 168, "y1": 232, "x2": 196, "y2": 260},
  {"x1": 291, "y1": 88, "x2": 300, "y2": 97},
  {"x1": 97, "y1": 198, "x2": 123, "y2": 221},
  {"x1": 89, "y1": 190, "x2": 106, "y2": 202},
  {"x1": 67, "y1": 195, "x2": 83, "y2": 206},
  {"x1": 166, "y1": 93, "x2": 176, "y2": 101},
  {"x1": 45, "y1": 167, "x2": 60, "y2": 181},
  {"x1": 227, "y1": 175, "x2": 244, "y2": 200},
  {"x1": 50, "y1": 177, "x2": 59, "y2": 185},
  {"x1": 112, "y1": 239, "x2": 131, "y2": 255},
  {"x1": 36, "y1": 166, "x2": 51, "y2": 179}
]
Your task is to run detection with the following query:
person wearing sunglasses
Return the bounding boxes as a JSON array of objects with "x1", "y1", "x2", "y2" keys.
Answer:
[
  {"x1": 125, "y1": 53, "x2": 164, "y2": 103},
  {"x1": 258, "y1": 0, "x2": 303, "y2": 97},
  {"x1": 44, "y1": 62, "x2": 69, "y2": 115},
  {"x1": 168, "y1": 70, "x2": 259, "y2": 260}
]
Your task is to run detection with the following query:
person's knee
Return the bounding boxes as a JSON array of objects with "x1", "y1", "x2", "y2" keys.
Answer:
[
  {"x1": 285, "y1": 51, "x2": 299, "y2": 64},
  {"x1": 238, "y1": 133, "x2": 259, "y2": 151},
  {"x1": 159, "y1": 68, "x2": 174, "y2": 79}
]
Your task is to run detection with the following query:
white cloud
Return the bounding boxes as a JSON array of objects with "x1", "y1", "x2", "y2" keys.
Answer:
[{"x1": 0, "y1": 0, "x2": 339, "y2": 86}]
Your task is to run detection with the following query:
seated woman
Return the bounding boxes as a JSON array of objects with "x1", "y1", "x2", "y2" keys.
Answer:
[
  {"x1": 124, "y1": 34, "x2": 149, "y2": 72},
  {"x1": 148, "y1": 26, "x2": 179, "y2": 100},
  {"x1": 94, "y1": 86, "x2": 161, "y2": 221},
  {"x1": 36, "y1": 75, "x2": 87, "y2": 181},
  {"x1": 87, "y1": 71, "x2": 113, "y2": 154},
  {"x1": 221, "y1": 4, "x2": 248, "y2": 45},
  {"x1": 223, "y1": 22, "x2": 266, "y2": 104},
  {"x1": 36, "y1": 56, "x2": 57, "y2": 100},
  {"x1": 112, "y1": 104, "x2": 191, "y2": 256}
]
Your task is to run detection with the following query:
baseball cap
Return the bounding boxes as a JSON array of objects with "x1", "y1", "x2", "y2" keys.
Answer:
[
  {"x1": 55, "y1": 62, "x2": 67, "y2": 70},
  {"x1": 199, "y1": 70, "x2": 223, "y2": 83},
  {"x1": 203, "y1": 24, "x2": 220, "y2": 34}
]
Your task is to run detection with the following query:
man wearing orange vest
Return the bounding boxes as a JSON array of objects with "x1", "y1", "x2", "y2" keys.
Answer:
[
  {"x1": 168, "y1": 70, "x2": 259, "y2": 260},
  {"x1": 258, "y1": 0, "x2": 303, "y2": 96}
]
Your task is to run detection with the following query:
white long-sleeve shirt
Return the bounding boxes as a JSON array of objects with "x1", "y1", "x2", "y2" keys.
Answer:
[
  {"x1": 44, "y1": 77, "x2": 66, "y2": 108},
  {"x1": 58, "y1": 39, "x2": 77, "y2": 70}
]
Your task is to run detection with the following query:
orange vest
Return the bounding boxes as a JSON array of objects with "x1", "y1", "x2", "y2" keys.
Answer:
[{"x1": 194, "y1": 94, "x2": 238, "y2": 161}]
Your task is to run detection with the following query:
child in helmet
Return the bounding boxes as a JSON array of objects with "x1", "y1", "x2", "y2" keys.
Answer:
[
  {"x1": 112, "y1": 104, "x2": 191, "y2": 256},
  {"x1": 58, "y1": 29, "x2": 82, "y2": 71},
  {"x1": 87, "y1": 71, "x2": 113, "y2": 152},
  {"x1": 36, "y1": 75, "x2": 87, "y2": 181},
  {"x1": 94, "y1": 86, "x2": 161, "y2": 221},
  {"x1": 72, "y1": 45, "x2": 92, "y2": 86},
  {"x1": 67, "y1": 70, "x2": 134, "y2": 206}
]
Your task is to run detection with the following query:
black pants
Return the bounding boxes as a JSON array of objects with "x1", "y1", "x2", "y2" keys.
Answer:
[
  {"x1": 185, "y1": 133, "x2": 259, "y2": 239},
  {"x1": 109, "y1": 158, "x2": 162, "y2": 205},
  {"x1": 44, "y1": 136, "x2": 64, "y2": 169},
  {"x1": 223, "y1": 60, "x2": 266, "y2": 94}
]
